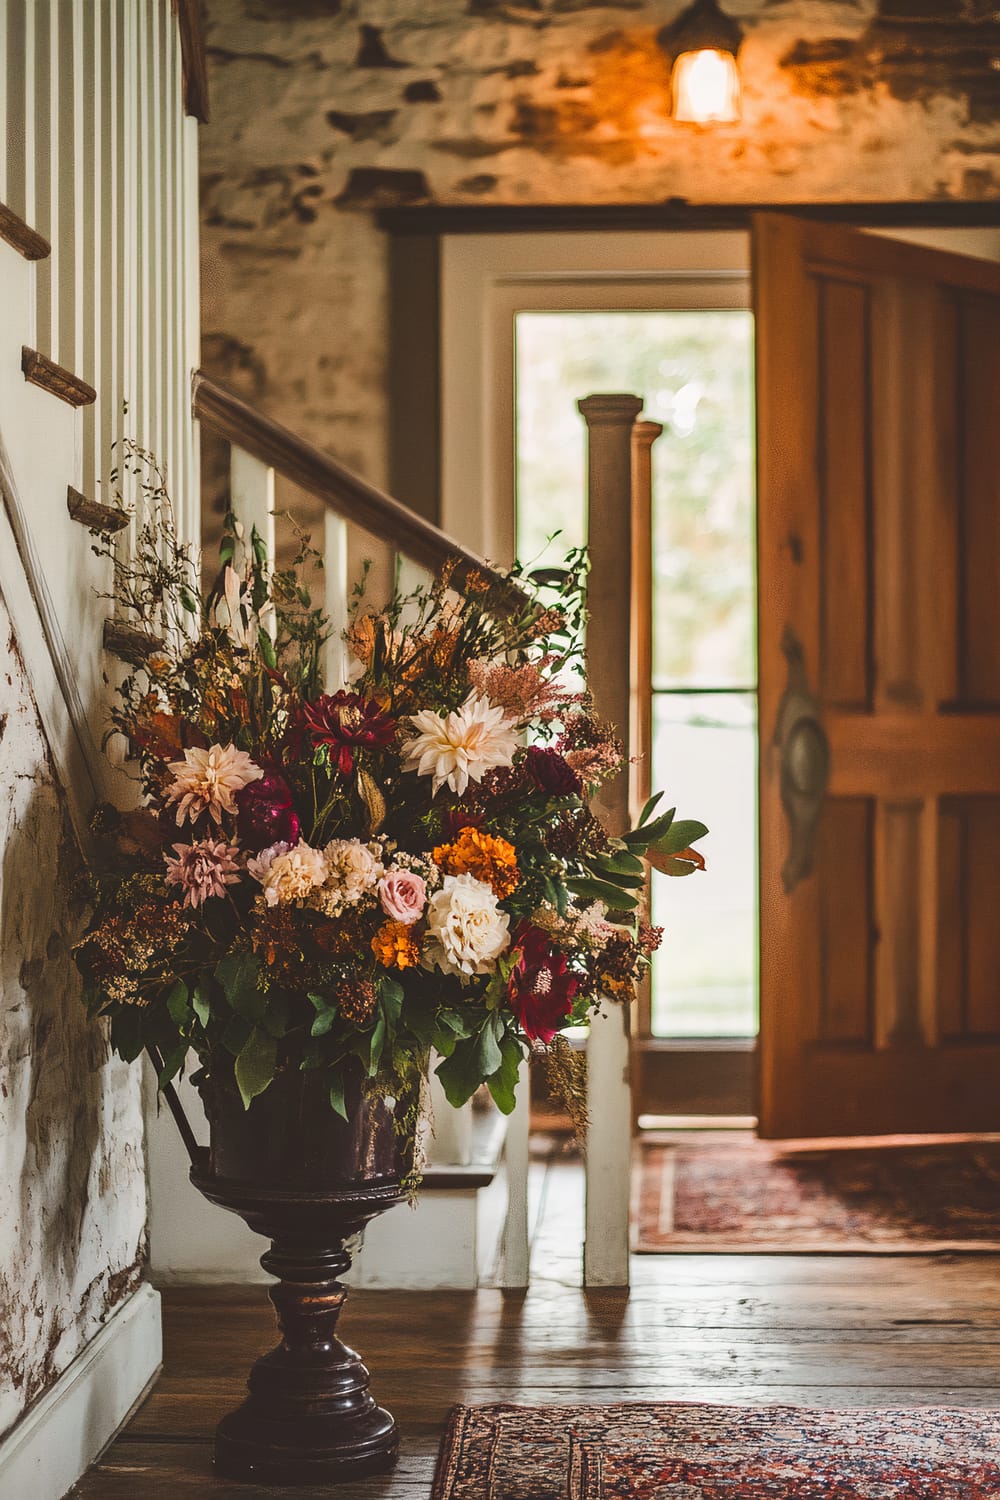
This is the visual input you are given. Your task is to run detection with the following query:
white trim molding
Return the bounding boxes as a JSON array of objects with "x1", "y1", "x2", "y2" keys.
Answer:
[{"x1": 0, "y1": 1283, "x2": 161, "y2": 1500}]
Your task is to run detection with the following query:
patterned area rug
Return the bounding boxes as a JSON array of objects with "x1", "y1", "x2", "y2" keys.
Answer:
[
  {"x1": 634, "y1": 1133, "x2": 1000, "y2": 1253},
  {"x1": 433, "y1": 1402, "x2": 1000, "y2": 1499}
]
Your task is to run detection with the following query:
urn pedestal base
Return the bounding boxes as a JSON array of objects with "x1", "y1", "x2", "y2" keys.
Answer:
[{"x1": 191, "y1": 1168, "x2": 404, "y2": 1486}]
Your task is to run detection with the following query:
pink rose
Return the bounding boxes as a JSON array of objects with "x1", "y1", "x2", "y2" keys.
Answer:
[{"x1": 379, "y1": 869, "x2": 427, "y2": 926}]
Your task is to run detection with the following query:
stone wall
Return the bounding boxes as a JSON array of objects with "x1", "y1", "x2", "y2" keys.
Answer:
[
  {"x1": 200, "y1": 0, "x2": 1000, "y2": 534},
  {"x1": 0, "y1": 592, "x2": 147, "y2": 1440}
]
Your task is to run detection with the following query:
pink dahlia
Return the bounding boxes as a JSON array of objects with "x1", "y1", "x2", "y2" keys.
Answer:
[{"x1": 164, "y1": 839, "x2": 241, "y2": 908}]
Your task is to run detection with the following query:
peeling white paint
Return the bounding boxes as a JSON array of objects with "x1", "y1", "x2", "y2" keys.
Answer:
[{"x1": 0, "y1": 593, "x2": 147, "y2": 1441}]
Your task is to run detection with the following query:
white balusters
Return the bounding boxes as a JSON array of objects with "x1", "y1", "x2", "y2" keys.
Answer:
[
  {"x1": 229, "y1": 445, "x2": 275, "y2": 572},
  {"x1": 498, "y1": 1053, "x2": 531, "y2": 1288},
  {"x1": 324, "y1": 511, "x2": 350, "y2": 691}
]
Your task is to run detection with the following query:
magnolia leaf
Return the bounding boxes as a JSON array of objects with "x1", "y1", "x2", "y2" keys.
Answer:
[
  {"x1": 357, "y1": 768, "x2": 387, "y2": 834},
  {"x1": 623, "y1": 807, "x2": 676, "y2": 849},
  {"x1": 235, "y1": 1026, "x2": 277, "y2": 1109},
  {"x1": 646, "y1": 820, "x2": 709, "y2": 857},
  {"x1": 648, "y1": 846, "x2": 707, "y2": 877},
  {"x1": 566, "y1": 875, "x2": 639, "y2": 911},
  {"x1": 638, "y1": 790, "x2": 664, "y2": 826}
]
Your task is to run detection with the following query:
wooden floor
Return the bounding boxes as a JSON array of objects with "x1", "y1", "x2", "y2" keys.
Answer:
[{"x1": 73, "y1": 1159, "x2": 1000, "y2": 1497}]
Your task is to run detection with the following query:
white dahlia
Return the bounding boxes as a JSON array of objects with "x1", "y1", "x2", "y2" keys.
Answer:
[
  {"x1": 322, "y1": 838, "x2": 385, "y2": 905},
  {"x1": 401, "y1": 693, "x2": 518, "y2": 797},
  {"x1": 423, "y1": 873, "x2": 511, "y2": 979},
  {"x1": 164, "y1": 743, "x2": 263, "y2": 826}
]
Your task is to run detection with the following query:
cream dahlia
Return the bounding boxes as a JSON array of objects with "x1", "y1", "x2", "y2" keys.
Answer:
[
  {"x1": 401, "y1": 693, "x2": 518, "y2": 797},
  {"x1": 164, "y1": 743, "x2": 263, "y2": 826},
  {"x1": 423, "y1": 872, "x2": 510, "y2": 979}
]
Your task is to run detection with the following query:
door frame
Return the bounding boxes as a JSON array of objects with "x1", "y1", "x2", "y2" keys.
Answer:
[{"x1": 384, "y1": 205, "x2": 1000, "y2": 1121}]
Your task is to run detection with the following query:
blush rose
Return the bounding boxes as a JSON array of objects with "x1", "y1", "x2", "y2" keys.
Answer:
[{"x1": 378, "y1": 868, "x2": 427, "y2": 926}]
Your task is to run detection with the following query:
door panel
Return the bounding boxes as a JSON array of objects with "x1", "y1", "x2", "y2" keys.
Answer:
[{"x1": 755, "y1": 213, "x2": 1000, "y2": 1138}]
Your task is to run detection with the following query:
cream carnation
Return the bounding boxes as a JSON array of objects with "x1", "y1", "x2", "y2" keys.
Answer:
[
  {"x1": 323, "y1": 839, "x2": 384, "y2": 905},
  {"x1": 259, "y1": 842, "x2": 328, "y2": 907},
  {"x1": 423, "y1": 873, "x2": 510, "y2": 979},
  {"x1": 164, "y1": 743, "x2": 263, "y2": 826},
  {"x1": 401, "y1": 693, "x2": 519, "y2": 797}
]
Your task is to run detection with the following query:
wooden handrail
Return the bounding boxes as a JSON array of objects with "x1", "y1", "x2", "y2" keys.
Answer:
[{"x1": 192, "y1": 370, "x2": 526, "y2": 612}]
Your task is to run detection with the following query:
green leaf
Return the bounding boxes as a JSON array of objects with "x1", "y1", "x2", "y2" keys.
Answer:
[
  {"x1": 110, "y1": 1009, "x2": 145, "y2": 1063},
  {"x1": 596, "y1": 848, "x2": 646, "y2": 878},
  {"x1": 311, "y1": 1005, "x2": 337, "y2": 1038},
  {"x1": 166, "y1": 979, "x2": 190, "y2": 1029},
  {"x1": 624, "y1": 806, "x2": 676, "y2": 848},
  {"x1": 474, "y1": 1019, "x2": 503, "y2": 1081},
  {"x1": 251, "y1": 526, "x2": 269, "y2": 567},
  {"x1": 257, "y1": 627, "x2": 277, "y2": 669},
  {"x1": 487, "y1": 1033, "x2": 523, "y2": 1115},
  {"x1": 647, "y1": 820, "x2": 709, "y2": 856},
  {"x1": 435, "y1": 1037, "x2": 486, "y2": 1110},
  {"x1": 638, "y1": 790, "x2": 664, "y2": 826},
  {"x1": 191, "y1": 983, "x2": 211, "y2": 1029},
  {"x1": 234, "y1": 1026, "x2": 277, "y2": 1109},
  {"x1": 221, "y1": 1015, "x2": 251, "y2": 1056},
  {"x1": 157, "y1": 1044, "x2": 187, "y2": 1089},
  {"x1": 565, "y1": 875, "x2": 639, "y2": 911},
  {"x1": 328, "y1": 1073, "x2": 349, "y2": 1121},
  {"x1": 379, "y1": 977, "x2": 404, "y2": 1032},
  {"x1": 368, "y1": 1014, "x2": 387, "y2": 1076}
]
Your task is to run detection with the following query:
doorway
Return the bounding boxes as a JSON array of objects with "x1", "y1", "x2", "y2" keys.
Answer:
[{"x1": 514, "y1": 307, "x2": 758, "y2": 1117}]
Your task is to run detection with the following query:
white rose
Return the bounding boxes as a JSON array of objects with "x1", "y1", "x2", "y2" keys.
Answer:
[
  {"x1": 323, "y1": 838, "x2": 384, "y2": 904},
  {"x1": 423, "y1": 873, "x2": 511, "y2": 979}
]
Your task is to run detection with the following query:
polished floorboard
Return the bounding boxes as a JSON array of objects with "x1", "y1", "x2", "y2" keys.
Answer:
[{"x1": 72, "y1": 1157, "x2": 1000, "y2": 1497}]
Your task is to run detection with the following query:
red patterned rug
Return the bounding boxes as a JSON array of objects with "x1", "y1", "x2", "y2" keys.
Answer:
[
  {"x1": 433, "y1": 1402, "x2": 1000, "y2": 1499},
  {"x1": 634, "y1": 1133, "x2": 1000, "y2": 1253}
]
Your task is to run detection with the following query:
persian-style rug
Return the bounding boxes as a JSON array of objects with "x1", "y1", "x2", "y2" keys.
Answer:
[
  {"x1": 432, "y1": 1401, "x2": 1000, "y2": 1500},
  {"x1": 634, "y1": 1133, "x2": 1000, "y2": 1254}
]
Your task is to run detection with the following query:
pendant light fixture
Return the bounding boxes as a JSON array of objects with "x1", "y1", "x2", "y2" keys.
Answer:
[{"x1": 657, "y1": 0, "x2": 744, "y2": 125}]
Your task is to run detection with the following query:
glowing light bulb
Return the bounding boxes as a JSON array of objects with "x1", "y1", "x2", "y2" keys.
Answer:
[{"x1": 672, "y1": 47, "x2": 741, "y2": 124}]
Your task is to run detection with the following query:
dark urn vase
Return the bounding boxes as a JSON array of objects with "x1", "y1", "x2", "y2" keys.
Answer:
[{"x1": 190, "y1": 1058, "x2": 412, "y2": 1485}]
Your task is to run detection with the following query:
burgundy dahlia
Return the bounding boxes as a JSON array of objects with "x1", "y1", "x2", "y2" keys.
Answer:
[
  {"x1": 524, "y1": 746, "x2": 581, "y2": 796},
  {"x1": 302, "y1": 691, "x2": 397, "y2": 776},
  {"x1": 507, "y1": 922, "x2": 579, "y2": 1045},
  {"x1": 235, "y1": 773, "x2": 300, "y2": 852}
]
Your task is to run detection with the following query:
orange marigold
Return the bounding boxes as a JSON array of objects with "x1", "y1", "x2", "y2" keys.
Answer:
[
  {"x1": 372, "y1": 919, "x2": 422, "y2": 970},
  {"x1": 433, "y1": 826, "x2": 520, "y2": 899}
]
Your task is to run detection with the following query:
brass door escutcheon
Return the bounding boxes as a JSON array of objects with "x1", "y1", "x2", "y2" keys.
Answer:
[{"x1": 774, "y1": 625, "x2": 830, "y2": 894}]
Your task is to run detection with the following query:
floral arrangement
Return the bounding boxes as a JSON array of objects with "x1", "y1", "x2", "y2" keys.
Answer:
[{"x1": 75, "y1": 492, "x2": 706, "y2": 1167}]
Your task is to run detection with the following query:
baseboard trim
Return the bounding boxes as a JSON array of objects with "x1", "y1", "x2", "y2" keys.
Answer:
[{"x1": 0, "y1": 1283, "x2": 161, "y2": 1500}]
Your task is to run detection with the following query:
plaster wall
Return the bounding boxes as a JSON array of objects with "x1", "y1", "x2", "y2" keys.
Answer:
[
  {"x1": 0, "y1": 591, "x2": 147, "y2": 1441},
  {"x1": 200, "y1": 0, "x2": 1000, "y2": 527}
]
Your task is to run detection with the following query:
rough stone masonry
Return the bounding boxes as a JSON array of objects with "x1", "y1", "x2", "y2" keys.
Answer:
[{"x1": 200, "y1": 0, "x2": 1000, "y2": 539}]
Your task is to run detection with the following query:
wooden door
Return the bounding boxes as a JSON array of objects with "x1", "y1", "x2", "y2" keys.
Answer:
[{"x1": 755, "y1": 213, "x2": 1000, "y2": 1139}]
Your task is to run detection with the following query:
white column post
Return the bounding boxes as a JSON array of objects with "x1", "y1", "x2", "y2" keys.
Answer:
[
  {"x1": 578, "y1": 393, "x2": 644, "y2": 1288},
  {"x1": 498, "y1": 1053, "x2": 531, "y2": 1288}
]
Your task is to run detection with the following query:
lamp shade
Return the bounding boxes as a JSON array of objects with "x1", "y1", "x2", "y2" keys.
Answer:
[
  {"x1": 657, "y1": 0, "x2": 744, "y2": 124},
  {"x1": 672, "y1": 46, "x2": 741, "y2": 123}
]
